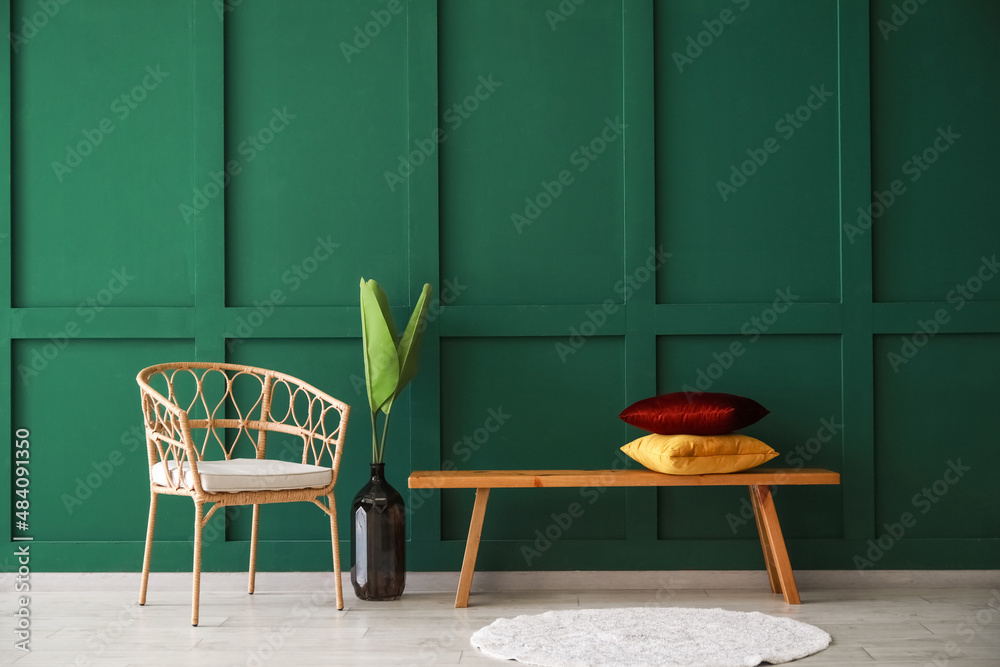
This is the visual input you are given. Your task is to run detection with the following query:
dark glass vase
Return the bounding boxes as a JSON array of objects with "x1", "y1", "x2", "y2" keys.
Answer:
[{"x1": 351, "y1": 463, "x2": 406, "y2": 601}]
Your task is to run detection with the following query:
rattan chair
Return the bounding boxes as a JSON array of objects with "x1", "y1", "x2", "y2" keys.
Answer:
[{"x1": 136, "y1": 362, "x2": 351, "y2": 625}]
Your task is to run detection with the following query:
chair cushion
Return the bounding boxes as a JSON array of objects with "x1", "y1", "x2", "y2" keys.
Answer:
[{"x1": 151, "y1": 458, "x2": 333, "y2": 493}]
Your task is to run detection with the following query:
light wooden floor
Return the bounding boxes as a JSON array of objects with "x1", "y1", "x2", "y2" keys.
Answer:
[{"x1": 3, "y1": 575, "x2": 999, "y2": 666}]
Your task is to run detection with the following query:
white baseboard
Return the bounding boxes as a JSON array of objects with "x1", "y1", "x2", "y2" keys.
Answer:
[{"x1": 23, "y1": 569, "x2": 1000, "y2": 593}]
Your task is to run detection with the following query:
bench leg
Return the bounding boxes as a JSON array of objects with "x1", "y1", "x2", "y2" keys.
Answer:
[
  {"x1": 750, "y1": 484, "x2": 801, "y2": 604},
  {"x1": 456, "y1": 488, "x2": 490, "y2": 608},
  {"x1": 749, "y1": 486, "x2": 781, "y2": 595}
]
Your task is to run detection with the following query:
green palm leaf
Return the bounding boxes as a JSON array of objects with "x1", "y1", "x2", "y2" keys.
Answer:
[
  {"x1": 394, "y1": 283, "x2": 433, "y2": 401},
  {"x1": 367, "y1": 279, "x2": 398, "y2": 344},
  {"x1": 360, "y1": 278, "x2": 400, "y2": 415},
  {"x1": 359, "y1": 279, "x2": 434, "y2": 463}
]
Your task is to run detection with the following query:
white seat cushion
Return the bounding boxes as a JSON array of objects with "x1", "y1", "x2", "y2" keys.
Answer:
[{"x1": 151, "y1": 458, "x2": 332, "y2": 493}]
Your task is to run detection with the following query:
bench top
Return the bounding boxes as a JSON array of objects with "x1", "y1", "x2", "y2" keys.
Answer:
[{"x1": 408, "y1": 468, "x2": 840, "y2": 489}]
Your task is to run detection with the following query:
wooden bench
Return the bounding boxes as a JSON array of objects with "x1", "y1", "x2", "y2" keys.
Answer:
[{"x1": 408, "y1": 468, "x2": 840, "y2": 607}]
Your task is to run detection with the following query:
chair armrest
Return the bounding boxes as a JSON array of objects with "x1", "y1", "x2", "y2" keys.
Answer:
[
  {"x1": 138, "y1": 387, "x2": 205, "y2": 494},
  {"x1": 262, "y1": 375, "x2": 350, "y2": 477}
]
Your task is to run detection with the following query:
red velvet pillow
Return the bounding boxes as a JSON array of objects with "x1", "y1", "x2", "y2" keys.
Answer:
[{"x1": 619, "y1": 392, "x2": 769, "y2": 435}]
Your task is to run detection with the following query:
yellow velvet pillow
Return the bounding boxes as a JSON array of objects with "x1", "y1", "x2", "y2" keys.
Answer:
[{"x1": 620, "y1": 433, "x2": 779, "y2": 475}]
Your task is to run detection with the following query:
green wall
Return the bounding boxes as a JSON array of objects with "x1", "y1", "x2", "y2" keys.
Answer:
[{"x1": 3, "y1": 0, "x2": 999, "y2": 574}]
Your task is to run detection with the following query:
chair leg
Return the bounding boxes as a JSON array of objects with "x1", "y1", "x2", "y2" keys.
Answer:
[
  {"x1": 192, "y1": 501, "x2": 204, "y2": 627},
  {"x1": 328, "y1": 493, "x2": 343, "y2": 610},
  {"x1": 139, "y1": 492, "x2": 158, "y2": 606},
  {"x1": 249, "y1": 504, "x2": 260, "y2": 594}
]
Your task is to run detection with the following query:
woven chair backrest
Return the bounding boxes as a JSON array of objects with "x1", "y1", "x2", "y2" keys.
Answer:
[{"x1": 137, "y1": 363, "x2": 349, "y2": 476}]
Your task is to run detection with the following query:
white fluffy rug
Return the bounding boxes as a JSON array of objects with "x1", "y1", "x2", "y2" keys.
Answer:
[{"x1": 470, "y1": 607, "x2": 831, "y2": 667}]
